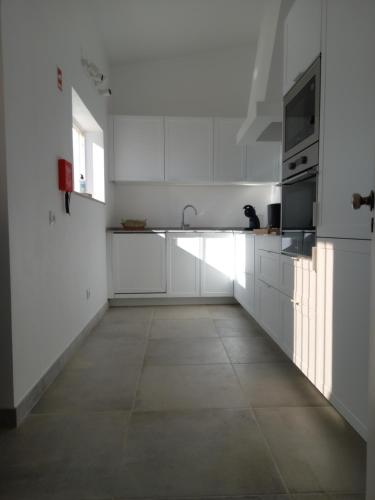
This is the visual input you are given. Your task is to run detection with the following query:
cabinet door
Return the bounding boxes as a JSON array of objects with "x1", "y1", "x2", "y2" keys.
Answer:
[
  {"x1": 112, "y1": 234, "x2": 166, "y2": 293},
  {"x1": 113, "y1": 116, "x2": 164, "y2": 181},
  {"x1": 318, "y1": 0, "x2": 375, "y2": 239},
  {"x1": 280, "y1": 293, "x2": 296, "y2": 358},
  {"x1": 256, "y1": 249, "x2": 280, "y2": 289},
  {"x1": 167, "y1": 234, "x2": 200, "y2": 296},
  {"x1": 201, "y1": 233, "x2": 234, "y2": 296},
  {"x1": 235, "y1": 234, "x2": 255, "y2": 278},
  {"x1": 246, "y1": 142, "x2": 281, "y2": 183},
  {"x1": 257, "y1": 280, "x2": 281, "y2": 343},
  {"x1": 234, "y1": 272, "x2": 255, "y2": 316},
  {"x1": 283, "y1": 0, "x2": 322, "y2": 94},
  {"x1": 317, "y1": 238, "x2": 370, "y2": 436},
  {"x1": 165, "y1": 117, "x2": 213, "y2": 182},
  {"x1": 213, "y1": 118, "x2": 245, "y2": 182}
]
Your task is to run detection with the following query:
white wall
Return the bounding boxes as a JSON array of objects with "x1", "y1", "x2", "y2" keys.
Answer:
[
  {"x1": 112, "y1": 184, "x2": 272, "y2": 229},
  {"x1": 1, "y1": 0, "x2": 112, "y2": 406},
  {"x1": 110, "y1": 46, "x2": 255, "y2": 117},
  {"x1": 0, "y1": 0, "x2": 14, "y2": 410}
]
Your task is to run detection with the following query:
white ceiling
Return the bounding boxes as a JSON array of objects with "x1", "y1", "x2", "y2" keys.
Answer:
[{"x1": 83, "y1": 0, "x2": 265, "y2": 65}]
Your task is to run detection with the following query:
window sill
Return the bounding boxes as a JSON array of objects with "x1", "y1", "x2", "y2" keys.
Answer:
[{"x1": 72, "y1": 191, "x2": 106, "y2": 205}]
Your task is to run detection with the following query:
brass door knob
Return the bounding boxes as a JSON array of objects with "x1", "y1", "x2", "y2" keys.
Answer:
[{"x1": 352, "y1": 191, "x2": 374, "y2": 210}]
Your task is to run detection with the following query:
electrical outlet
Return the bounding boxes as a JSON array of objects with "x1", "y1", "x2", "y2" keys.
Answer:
[{"x1": 86, "y1": 288, "x2": 91, "y2": 300}]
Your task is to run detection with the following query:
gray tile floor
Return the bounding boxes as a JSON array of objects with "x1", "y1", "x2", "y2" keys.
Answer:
[{"x1": 0, "y1": 305, "x2": 366, "y2": 500}]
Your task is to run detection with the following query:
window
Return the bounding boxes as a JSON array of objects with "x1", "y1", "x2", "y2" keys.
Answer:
[
  {"x1": 72, "y1": 88, "x2": 105, "y2": 203},
  {"x1": 72, "y1": 123, "x2": 86, "y2": 192}
]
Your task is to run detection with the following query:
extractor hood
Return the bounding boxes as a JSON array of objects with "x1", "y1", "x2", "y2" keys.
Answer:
[{"x1": 237, "y1": 0, "x2": 294, "y2": 145}]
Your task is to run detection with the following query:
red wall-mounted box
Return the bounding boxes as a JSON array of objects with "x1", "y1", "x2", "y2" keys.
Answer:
[{"x1": 58, "y1": 159, "x2": 73, "y2": 192}]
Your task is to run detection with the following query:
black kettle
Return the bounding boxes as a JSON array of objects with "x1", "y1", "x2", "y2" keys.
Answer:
[{"x1": 243, "y1": 205, "x2": 260, "y2": 230}]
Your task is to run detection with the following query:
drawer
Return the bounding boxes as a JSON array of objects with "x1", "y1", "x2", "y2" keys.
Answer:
[
  {"x1": 279, "y1": 254, "x2": 316, "y2": 309},
  {"x1": 257, "y1": 279, "x2": 281, "y2": 342},
  {"x1": 256, "y1": 249, "x2": 280, "y2": 289},
  {"x1": 255, "y1": 235, "x2": 281, "y2": 254}
]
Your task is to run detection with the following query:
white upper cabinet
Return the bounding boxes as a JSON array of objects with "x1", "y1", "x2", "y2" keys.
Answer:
[
  {"x1": 213, "y1": 118, "x2": 245, "y2": 182},
  {"x1": 246, "y1": 142, "x2": 281, "y2": 183},
  {"x1": 283, "y1": 0, "x2": 322, "y2": 95},
  {"x1": 165, "y1": 117, "x2": 213, "y2": 183},
  {"x1": 113, "y1": 116, "x2": 164, "y2": 181},
  {"x1": 318, "y1": 0, "x2": 375, "y2": 240}
]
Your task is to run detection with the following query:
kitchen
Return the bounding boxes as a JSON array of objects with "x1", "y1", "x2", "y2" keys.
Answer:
[{"x1": 0, "y1": 0, "x2": 375, "y2": 499}]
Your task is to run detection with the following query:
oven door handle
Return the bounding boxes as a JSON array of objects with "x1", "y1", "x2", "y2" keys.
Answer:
[{"x1": 279, "y1": 166, "x2": 318, "y2": 186}]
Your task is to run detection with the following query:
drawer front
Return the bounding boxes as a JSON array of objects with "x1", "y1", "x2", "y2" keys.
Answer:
[
  {"x1": 257, "y1": 279, "x2": 281, "y2": 342},
  {"x1": 256, "y1": 250, "x2": 280, "y2": 289},
  {"x1": 279, "y1": 254, "x2": 316, "y2": 309},
  {"x1": 255, "y1": 235, "x2": 281, "y2": 253}
]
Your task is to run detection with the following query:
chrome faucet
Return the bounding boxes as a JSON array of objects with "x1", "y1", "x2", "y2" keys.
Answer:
[{"x1": 181, "y1": 204, "x2": 198, "y2": 229}]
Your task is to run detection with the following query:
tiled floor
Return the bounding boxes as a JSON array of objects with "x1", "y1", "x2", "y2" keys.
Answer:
[{"x1": 0, "y1": 305, "x2": 366, "y2": 500}]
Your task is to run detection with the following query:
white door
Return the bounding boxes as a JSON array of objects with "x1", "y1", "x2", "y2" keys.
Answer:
[
  {"x1": 112, "y1": 233, "x2": 167, "y2": 293},
  {"x1": 167, "y1": 233, "x2": 201, "y2": 296},
  {"x1": 201, "y1": 233, "x2": 234, "y2": 297},
  {"x1": 113, "y1": 116, "x2": 164, "y2": 181},
  {"x1": 165, "y1": 117, "x2": 213, "y2": 183}
]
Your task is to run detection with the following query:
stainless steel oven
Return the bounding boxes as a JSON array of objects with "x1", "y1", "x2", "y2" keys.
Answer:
[
  {"x1": 281, "y1": 143, "x2": 318, "y2": 258},
  {"x1": 283, "y1": 56, "x2": 321, "y2": 162}
]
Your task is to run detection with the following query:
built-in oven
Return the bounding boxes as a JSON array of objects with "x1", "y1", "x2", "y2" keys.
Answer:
[
  {"x1": 283, "y1": 56, "x2": 321, "y2": 162},
  {"x1": 281, "y1": 142, "x2": 318, "y2": 258}
]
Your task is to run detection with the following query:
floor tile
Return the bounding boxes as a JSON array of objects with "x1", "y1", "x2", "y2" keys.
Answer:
[
  {"x1": 0, "y1": 413, "x2": 129, "y2": 499},
  {"x1": 115, "y1": 409, "x2": 286, "y2": 497},
  {"x1": 222, "y1": 336, "x2": 289, "y2": 364},
  {"x1": 153, "y1": 305, "x2": 211, "y2": 319},
  {"x1": 92, "y1": 321, "x2": 149, "y2": 340},
  {"x1": 208, "y1": 304, "x2": 250, "y2": 319},
  {"x1": 32, "y1": 363, "x2": 141, "y2": 413},
  {"x1": 150, "y1": 318, "x2": 218, "y2": 339},
  {"x1": 234, "y1": 362, "x2": 328, "y2": 408},
  {"x1": 255, "y1": 406, "x2": 366, "y2": 494},
  {"x1": 291, "y1": 495, "x2": 365, "y2": 500},
  {"x1": 68, "y1": 336, "x2": 146, "y2": 369},
  {"x1": 115, "y1": 496, "x2": 290, "y2": 500},
  {"x1": 144, "y1": 337, "x2": 230, "y2": 365},
  {"x1": 100, "y1": 306, "x2": 154, "y2": 324},
  {"x1": 135, "y1": 364, "x2": 247, "y2": 411},
  {"x1": 214, "y1": 317, "x2": 263, "y2": 337}
]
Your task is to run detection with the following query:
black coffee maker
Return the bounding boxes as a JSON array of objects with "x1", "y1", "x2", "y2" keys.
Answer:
[{"x1": 243, "y1": 205, "x2": 260, "y2": 230}]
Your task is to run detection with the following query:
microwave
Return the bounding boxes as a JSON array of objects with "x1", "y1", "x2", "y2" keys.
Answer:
[{"x1": 283, "y1": 56, "x2": 321, "y2": 161}]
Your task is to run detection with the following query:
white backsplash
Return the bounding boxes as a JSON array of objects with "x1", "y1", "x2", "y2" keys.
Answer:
[{"x1": 112, "y1": 184, "x2": 274, "y2": 228}]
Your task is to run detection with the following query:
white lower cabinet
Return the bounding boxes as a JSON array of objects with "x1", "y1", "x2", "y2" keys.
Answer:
[
  {"x1": 167, "y1": 233, "x2": 200, "y2": 296},
  {"x1": 280, "y1": 294, "x2": 317, "y2": 382},
  {"x1": 201, "y1": 233, "x2": 234, "y2": 296},
  {"x1": 256, "y1": 249, "x2": 280, "y2": 290},
  {"x1": 234, "y1": 234, "x2": 255, "y2": 314},
  {"x1": 316, "y1": 238, "x2": 370, "y2": 437},
  {"x1": 279, "y1": 293, "x2": 295, "y2": 358},
  {"x1": 111, "y1": 232, "x2": 234, "y2": 298},
  {"x1": 256, "y1": 279, "x2": 281, "y2": 344},
  {"x1": 234, "y1": 272, "x2": 255, "y2": 315},
  {"x1": 112, "y1": 233, "x2": 167, "y2": 293}
]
